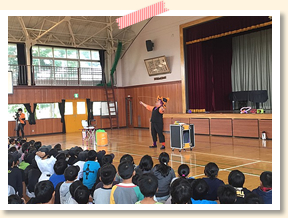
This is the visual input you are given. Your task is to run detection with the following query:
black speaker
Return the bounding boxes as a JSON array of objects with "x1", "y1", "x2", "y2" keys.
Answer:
[{"x1": 146, "y1": 40, "x2": 154, "y2": 51}]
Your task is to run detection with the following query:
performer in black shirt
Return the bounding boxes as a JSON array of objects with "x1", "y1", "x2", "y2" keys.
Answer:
[{"x1": 140, "y1": 96, "x2": 169, "y2": 150}]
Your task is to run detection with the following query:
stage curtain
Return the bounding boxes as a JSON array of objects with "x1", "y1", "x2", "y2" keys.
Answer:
[
  {"x1": 17, "y1": 43, "x2": 28, "y2": 85},
  {"x1": 186, "y1": 37, "x2": 232, "y2": 111},
  {"x1": 24, "y1": 103, "x2": 36, "y2": 125},
  {"x1": 58, "y1": 99, "x2": 66, "y2": 133},
  {"x1": 185, "y1": 16, "x2": 271, "y2": 43},
  {"x1": 86, "y1": 98, "x2": 93, "y2": 125},
  {"x1": 231, "y1": 28, "x2": 272, "y2": 109}
]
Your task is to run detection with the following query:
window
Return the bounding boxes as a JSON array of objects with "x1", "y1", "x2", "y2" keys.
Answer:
[
  {"x1": 79, "y1": 50, "x2": 91, "y2": 60},
  {"x1": 65, "y1": 102, "x2": 73, "y2": 115},
  {"x1": 39, "y1": 46, "x2": 53, "y2": 57},
  {"x1": 80, "y1": 61, "x2": 91, "y2": 68},
  {"x1": 67, "y1": 49, "x2": 78, "y2": 59},
  {"x1": 92, "y1": 102, "x2": 101, "y2": 116},
  {"x1": 35, "y1": 103, "x2": 61, "y2": 119},
  {"x1": 67, "y1": 61, "x2": 78, "y2": 68},
  {"x1": 32, "y1": 46, "x2": 102, "y2": 85},
  {"x1": 92, "y1": 101, "x2": 117, "y2": 116},
  {"x1": 91, "y1": 51, "x2": 100, "y2": 60},
  {"x1": 8, "y1": 104, "x2": 27, "y2": 121},
  {"x1": 77, "y1": 102, "x2": 86, "y2": 114},
  {"x1": 8, "y1": 44, "x2": 17, "y2": 65},
  {"x1": 32, "y1": 47, "x2": 39, "y2": 57},
  {"x1": 55, "y1": 60, "x2": 67, "y2": 67},
  {"x1": 54, "y1": 48, "x2": 66, "y2": 58}
]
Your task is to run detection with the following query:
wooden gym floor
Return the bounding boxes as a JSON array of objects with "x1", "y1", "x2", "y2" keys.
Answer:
[{"x1": 31, "y1": 128, "x2": 272, "y2": 190}]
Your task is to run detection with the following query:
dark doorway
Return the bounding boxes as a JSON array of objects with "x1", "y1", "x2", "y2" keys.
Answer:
[{"x1": 125, "y1": 97, "x2": 133, "y2": 128}]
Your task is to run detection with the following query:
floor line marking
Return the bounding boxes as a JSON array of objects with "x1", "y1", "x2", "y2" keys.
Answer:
[
  {"x1": 108, "y1": 149, "x2": 266, "y2": 177},
  {"x1": 106, "y1": 140, "x2": 272, "y2": 164},
  {"x1": 223, "y1": 161, "x2": 261, "y2": 170}
]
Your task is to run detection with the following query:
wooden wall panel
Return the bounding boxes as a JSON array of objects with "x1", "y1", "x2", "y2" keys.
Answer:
[
  {"x1": 189, "y1": 118, "x2": 210, "y2": 135},
  {"x1": 177, "y1": 118, "x2": 190, "y2": 124},
  {"x1": 8, "y1": 118, "x2": 62, "y2": 137},
  {"x1": 210, "y1": 118, "x2": 232, "y2": 136},
  {"x1": 163, "y1": 118, "x2": 171, "y2": 131},
  {"x1": 115, "y1": 88, "x2": 126, "y2": 127},
  {"x1": 233, "y1": 119, "x2": 259, "y2": 138},
  {"x1": 8, "y1": 81, "x2": 182, "y2": 134},
  {"x1": 124, "y1": 81, "x2": 182, "y2": 128},
  {"x1": 8, "y1": 86, "x2": 112, "y2": 104},
  {"x1": 101, "y1": 117, "x2": 111, "y2": 129},
  {"x1": 259, "y1": 120, "x2": 272, "y2": 139},
  {"x1": 53, "y1": 118, "x2": 63, "y2": 133}
]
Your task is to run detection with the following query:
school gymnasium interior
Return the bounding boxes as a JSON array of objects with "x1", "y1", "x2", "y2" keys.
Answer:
[{"x1": 8, "y1": 16, "x2": 272, "y2": 190}]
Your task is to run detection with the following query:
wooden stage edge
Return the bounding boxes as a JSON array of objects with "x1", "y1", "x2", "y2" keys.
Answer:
[
  {"x1": 163, "y1": 113, "x2": 272, "y2": 120},
  {"x1": 163, "y1": 113, "x2": 272, "y2": 139}
]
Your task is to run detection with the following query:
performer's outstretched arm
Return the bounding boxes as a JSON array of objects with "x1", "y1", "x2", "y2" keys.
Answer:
[{"x1": 139, "y1": 101, "x2": 154, "y2": 112}]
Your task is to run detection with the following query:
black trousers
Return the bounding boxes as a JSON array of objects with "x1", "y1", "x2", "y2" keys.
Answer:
[
  {"x1": 151, "y1": 122, "x2": 165, "y2": 143},
  {"x1": 17, "y1": 123, "x2": 25, "y2": 138}
]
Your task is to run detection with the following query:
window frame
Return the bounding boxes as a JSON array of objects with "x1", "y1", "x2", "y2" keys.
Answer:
[
  {"x1": 92, "y1": 101, "x2": 117, "y2": 117},
  {"x1": 32, "y1": 45, "x2": 101, "y2": 68},
  {"x1": 35, "y1": 102, "x2": 61, "y2": 120},
  {"x1": 8, "y1": 43, "x2": 18, "y2": 66}
]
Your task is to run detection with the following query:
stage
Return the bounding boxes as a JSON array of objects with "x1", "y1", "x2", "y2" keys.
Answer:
[{"x1": 163, "y1": 112, "x2": 272, "y2": 139}]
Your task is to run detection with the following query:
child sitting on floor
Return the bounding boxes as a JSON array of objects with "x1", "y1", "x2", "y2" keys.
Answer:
[
  {"x1": 110, "y1": 161, "x2": 144, "y2": 204},
  {"x1": 244, "y1": 193, "x2": 264, "y2": 204},
  {"x1": 93, "y1": 164, "x2": 117, "y2": 204},
  {"x1": 74, "y1": 185, "x2": 90, "y2": 204},
  {"x1": 152, "y1": 152, "x2": 176, "y2": 203},
  {"x1": 203, "y1": 162, "x2": 224, "y2": 200},
  {"x1": 190, "y1": 179, "x2": 217, "y2": 204},
  {"x1": 74, "y1": 151, "x2": 88, "y2": 180},
  {"x1": 217, "y1": 184, "x2": 237, "y2": 204},
  {"x1": 54, "y1": 165, "x2": 80, "y2": 204},
  {"x1": 82, "y1": 150, "x2": 100, "y2": 192},
  {"x1": 8, "y1": 153, "x2": 23, "y2": 198},
  {"x1": 252, "y1": 171, "x2": 272, "y2": 204},
  {"x1": 133, "y1": 155, "x2": 154, "y2": 186},
  {"x1": 170, "y1": 179, "x2": 192, "y2": 204},
  {"x1": 34, "y1": 180, "x2": 55, "y2": 204},
  {"x1": 135, "y1": 173, "x2": 162, "y2": 204},
  {"x1": 49, "y1": 159, "x2": 67, "y2": 188},
  {"x1": 27, "y1": 180, "x2": 55, "y2": 204},
  {"x1": 35, "y1": 145, "x2": 56, "y2": 182},
  {"x1": 8, "y1": 194, "x2": 25, "y2": 204},
  {"x1": 228, "y1": 170, "x2": 251, "y2": 204},
  {"x1": 171, "y1": 164, "x2": 192, "y2": 184},
  {"x1": 68, "y1": 180, "x2": 83, "y2": 204}
]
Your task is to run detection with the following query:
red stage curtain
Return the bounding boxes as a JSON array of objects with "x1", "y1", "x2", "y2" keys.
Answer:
[
  {"x1": 186, "y1": 37, "x2": 232, "y2": 111},
  {"x1": 184, "y1": 16, "x2": 270, "y2": 43}
]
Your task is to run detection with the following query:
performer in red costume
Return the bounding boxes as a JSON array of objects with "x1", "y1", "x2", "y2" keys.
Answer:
[{"x1": 140, "y1": 96, "x2": 169, "y2": 150}]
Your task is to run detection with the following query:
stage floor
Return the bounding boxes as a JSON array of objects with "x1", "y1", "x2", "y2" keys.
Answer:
[{"x1": 31, "y1": 128, "x2": 272, "y2": 190}]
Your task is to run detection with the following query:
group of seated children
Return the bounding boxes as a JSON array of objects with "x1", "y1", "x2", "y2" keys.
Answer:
[{"x1": 8, "y1": 138, "x2": 272, "y2": 204}]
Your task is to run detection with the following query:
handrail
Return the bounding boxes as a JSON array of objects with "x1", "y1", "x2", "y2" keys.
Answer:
[{"x1": 8, "y1": 65, "x2": 103, "y2": 86}]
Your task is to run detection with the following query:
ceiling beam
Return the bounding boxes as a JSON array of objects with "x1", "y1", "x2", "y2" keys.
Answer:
[
  {"x1": 17, "y1": 16, "x2": 30, "y2": 40},
  {"x1": 113, "y1": 26, "x2": 130, "y2": 38},
  {"x1": 8, "y1": 32, "x2": 19, "y2": 42},
  {"x1": 71, "y1": 17, "x2": 109, "y2": 25},
  {"x1": 38, "y1": 19, "x2": 46, "y2": 37},
  {"x1": 67, "y1": 20, "x2": 76, "y2": 46},
  {"x1": 51, "y1": 34, "x2": 66, "y2": 46},
  {"x1": 34, "y1": 17, "x2": 69, "y2": 41},
  {"x1": 92, "y1": 38, "x2": 105, "y2": 49},
  {"x1": 77, "y1": 21, "x2": 116, "y2": 47}
]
